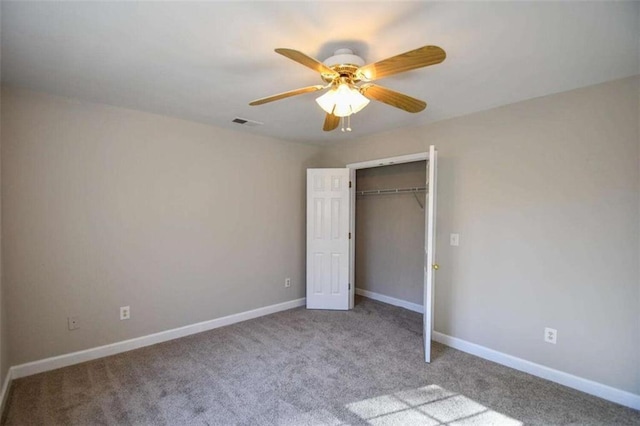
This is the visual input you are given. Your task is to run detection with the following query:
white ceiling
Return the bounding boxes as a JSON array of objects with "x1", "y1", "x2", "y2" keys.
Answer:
[{"x1": 2, "y1": 1, "x2": 639, "y2": 145}]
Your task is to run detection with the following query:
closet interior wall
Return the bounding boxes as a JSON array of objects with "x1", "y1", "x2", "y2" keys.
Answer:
[{"x1": 355, "y1": 161, "x2": 427, "y2": 306}]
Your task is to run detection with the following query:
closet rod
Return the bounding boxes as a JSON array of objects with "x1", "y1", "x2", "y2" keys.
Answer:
[{"x1": 355, "y1": 186, "x2": 428, "y2": 196}]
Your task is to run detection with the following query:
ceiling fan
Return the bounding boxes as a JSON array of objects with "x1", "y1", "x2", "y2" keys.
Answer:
[{"x1": 249, "y1": 45, "x2": 446, "y2": 132}]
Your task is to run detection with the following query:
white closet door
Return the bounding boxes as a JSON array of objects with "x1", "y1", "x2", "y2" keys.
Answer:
[
  {"x1": 306, "y1": 169, "x2": 351, "y2": 310},
  {"x1": 424, "y1": 145, "x2": 438, "y2": 362}
]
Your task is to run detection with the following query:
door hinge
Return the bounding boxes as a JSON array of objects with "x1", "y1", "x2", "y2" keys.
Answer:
[
  {"x1": 348, "y1": 232, "x2": 351, "y2": 239},
  {"x1": 349, "y1": 181, "x2": 352, "y2": 188}
]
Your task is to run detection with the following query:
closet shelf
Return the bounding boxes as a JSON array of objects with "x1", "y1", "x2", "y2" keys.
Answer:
[{"x1": 355, "y1": 186, "x2": 428, "y2": 196}]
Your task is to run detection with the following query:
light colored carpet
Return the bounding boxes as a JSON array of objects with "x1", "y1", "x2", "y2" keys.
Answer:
[{"x1": 3, "y1": 297, "x2": 639, "y2": 425}]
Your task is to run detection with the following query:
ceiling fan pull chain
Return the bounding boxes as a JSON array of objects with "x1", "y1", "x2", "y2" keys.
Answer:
[
  {"x1": 346, "y1": 115, "x2": 352, "y2": 132},
  {"x1": 341, "y1": 117, "x2": 345, "y2": 132}
]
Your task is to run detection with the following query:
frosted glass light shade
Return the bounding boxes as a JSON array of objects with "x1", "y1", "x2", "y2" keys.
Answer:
[{"x1": 316, "y1": 84, "x2": 370, "y2": 117}]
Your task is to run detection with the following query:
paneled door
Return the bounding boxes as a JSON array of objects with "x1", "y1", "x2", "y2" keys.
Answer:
[
  {"x1": 424, "y1": 145, "x2": 438, "y2": 362},
  {"x1": 306, "y1": 169, "x2": 351, "y2": 310}
]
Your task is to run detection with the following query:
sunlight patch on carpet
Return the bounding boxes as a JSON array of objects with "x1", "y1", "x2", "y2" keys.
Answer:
[{"x1": 346, "y1": 385, "x2": 522, "y2": 426}]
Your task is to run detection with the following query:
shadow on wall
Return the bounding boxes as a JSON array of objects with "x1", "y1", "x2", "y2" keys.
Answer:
[{"x1": 433, "y1": 155, "x2": 459, "y2": 335}]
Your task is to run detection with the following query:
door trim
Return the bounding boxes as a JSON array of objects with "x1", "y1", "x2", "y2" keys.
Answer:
[{"x1": 346, "y1": 152, "x2": 428, "y2": 170}]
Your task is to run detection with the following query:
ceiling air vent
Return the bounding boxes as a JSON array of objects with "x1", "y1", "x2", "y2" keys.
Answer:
[{"x1": 232, "y1": 117, "x2": 263, "y2": 127}]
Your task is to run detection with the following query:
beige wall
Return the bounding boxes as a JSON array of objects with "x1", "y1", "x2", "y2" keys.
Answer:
[
  {"x1": 355, "y1": 161, "x2": 426, "y2": 304},
  {"x1": 321, "y1": 76, "x2": 640, "y2": 394},
  {"x1": 1, "y1": 76, "x2": 638, "y2": 397},
  {"x1": 1, "y1": 87, "x2": 321, "y2": 365},
  {"x1": 0, "y1": 81, "x2": 6, "y2": 389},
  {"x1": 0, "y1": 4, "x2": 7, "y2": 387}
]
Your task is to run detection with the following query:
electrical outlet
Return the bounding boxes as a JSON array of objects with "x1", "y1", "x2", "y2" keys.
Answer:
[
  {"x1": 450, "y1": 233, "x2": 460, "y2": 246},
  {"x1": 285, "y1": 278, "x2": 291, "y2": 288},
  {"x1": 67, "y1": 316, "x2": 79, "y2": 331},
  {"x1": 544, "y1": 327, "x2": 557, "y2": 344},
  {"x1": 120, "y1": 306, "x2": 130, "y2": 320}
]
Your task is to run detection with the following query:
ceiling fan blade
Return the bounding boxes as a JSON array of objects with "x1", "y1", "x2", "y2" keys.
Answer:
[
  {"x1": 323, "y1": 113, "x2": 340, "y2": 131},
  {"x1": 249, "y1": 85, "x2": 324, "y2": 106},
  {"x1": 356, "y1": 45, "x2": 446, "y2": 81},
  {"x1": 360, "y1": 84, "x2": 427, "y2": 113},
  {"x1": 275, "y1": 48, "x2": 339, "y2": 79}
]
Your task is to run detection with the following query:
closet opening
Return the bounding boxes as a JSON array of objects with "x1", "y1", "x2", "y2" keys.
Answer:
[
  {"x1": 345, "y1": 147, "x2": 437, "y2": 362},
  {"x1": 353, "y1": 160, "x2": 427, "y2": 313}
]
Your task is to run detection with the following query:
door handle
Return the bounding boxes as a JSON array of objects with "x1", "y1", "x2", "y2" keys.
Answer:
[{"x1": 432, "y1": 264, "x2": 439, "y2": 270}]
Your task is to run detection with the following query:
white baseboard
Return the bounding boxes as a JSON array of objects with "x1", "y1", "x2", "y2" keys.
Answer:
[
  {"x1": 355, "y1": 291, "x2": 640, "y2": 410},
  {"x1": 432, "y1": 331, "x2": 640, "y2": 411},
  {"x1": 6, "y1": 295, "x2": 639, "y2": 412},
  {"x1": 11, "y1": 298, "x2": 306, "y2": 380},
  {"x1": 0, "y1": 368, "x2": 12, "y2": 418},
  {"x1": 356, "y1": 288, "x2": 424, "y2": 314}
]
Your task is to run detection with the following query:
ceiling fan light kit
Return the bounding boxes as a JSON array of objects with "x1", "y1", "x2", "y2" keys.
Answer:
[
  {"x1": 249, "y1": 45, "x2": 446, "y2": 132},
  {"x1": 315, "y1": 81, "x2": 370, "y2": 117}
]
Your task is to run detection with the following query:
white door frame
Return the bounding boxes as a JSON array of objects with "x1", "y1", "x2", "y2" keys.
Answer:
[{"x1": 346, "y1": 151, "x2": 433, "y2": 357}]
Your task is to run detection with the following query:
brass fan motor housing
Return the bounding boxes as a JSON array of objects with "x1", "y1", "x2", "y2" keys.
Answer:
[{"x1": 321, "y1": 64, "x2": 362, "y2": 85}]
